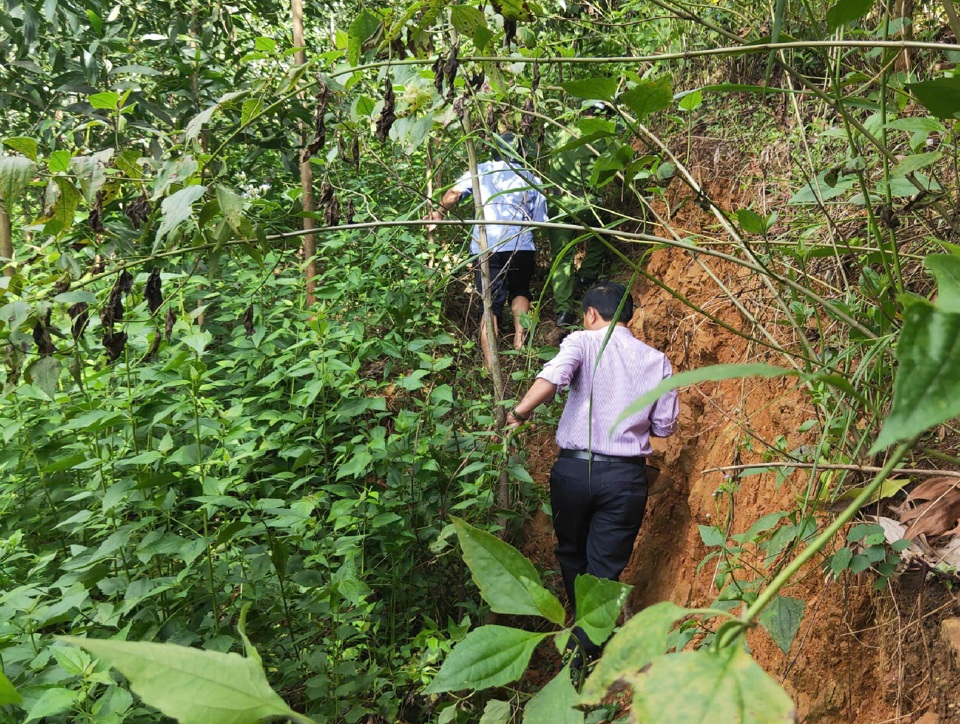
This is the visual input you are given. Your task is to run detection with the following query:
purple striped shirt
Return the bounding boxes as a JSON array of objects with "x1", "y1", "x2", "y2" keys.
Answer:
[{"x1": 537, "y1": 325, "x2": 679, "y2": 457}]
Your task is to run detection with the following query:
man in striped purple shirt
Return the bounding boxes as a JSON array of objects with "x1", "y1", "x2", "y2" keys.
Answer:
[{"x1": 507, "y1": 282, "x2": 679, "y2": 664}]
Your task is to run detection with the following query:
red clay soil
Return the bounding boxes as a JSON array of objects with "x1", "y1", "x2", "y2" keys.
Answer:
[{"x1": 519, "y1": 145, "x2": 960, "y2": 722}]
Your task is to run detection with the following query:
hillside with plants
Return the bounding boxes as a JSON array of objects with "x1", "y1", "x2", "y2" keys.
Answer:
[{"x1": 2, "y1": 0, "x2": 960, "y2": 722}]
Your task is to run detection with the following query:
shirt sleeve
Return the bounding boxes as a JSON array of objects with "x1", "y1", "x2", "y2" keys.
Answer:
[
  {"x1": 537, "y1": 332, "x2": 584, "y2": 389},
  {"x1": 451, "y1": 169, "x2": 474, "y2": 196},
  {"x1": 531, "y1": 189, "x2": 547, "y2": 223},
  {"x1": 650, "y1": 354, "x2": 679, "y2": 437}
]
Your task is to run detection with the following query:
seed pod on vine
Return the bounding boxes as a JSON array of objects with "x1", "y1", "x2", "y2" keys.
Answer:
[
  {"x1": 343, "y1": 199, "x2": 355, "y2": 225},
  {"x1": 125, "y1": 192, "x2": 150, "y2": 229},
  {"x1": 243, "y1": 304, "x2": 255, "y2": 337},
  {"x1": 319, "y1": 178, "x2": 339, "y2": 227},
  {"x1": 145, "y1": 269, "x2": 162, "y2": 314},
  {"x1": 444, "y1": 44, "x2": 459, "y2": 103},
  {"x1": 375, "y1": 78, "x2": 397, "y2": 142},
  {"x1": 165, "y1": 308, "x2": 176, "y2": 341},
  {"x1": 453, "y1": 94, "x2": 466, "y2": 121},
  {"x1": 532, "y1": 60, "x2": 540, "y2": 92},
  {"x1": 302, "y1": 81, "x2": 332, "y2": 162},
  {"x1": 432, "y1": 55, "x2": 444, "y2": 96},
  {"x1": 520, "y1": 96, "x2": 535, "y2": 138},
  {"x1": 88, "y1": 191, "x2": 105, "y2": 233},
  {"x1": 68, "y1": 303, "x2": 89, "y2": 340},
  {"x1": 102, "y1": 330, "x2": 128, "y2": 362},
  {"x1": 33, "y1": 310, "x2": 56, "y2": 357},
  {"x1": 486, "y1": 102, "x2": 498, "y2": 134},
  {"x1": 469, "y1": 70, "x2": 484, "y2": 90}
]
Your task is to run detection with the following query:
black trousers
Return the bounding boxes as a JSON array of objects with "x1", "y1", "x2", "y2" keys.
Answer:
[{"x1": 550, "y1": 455, "x2": 648, "y2": 658}]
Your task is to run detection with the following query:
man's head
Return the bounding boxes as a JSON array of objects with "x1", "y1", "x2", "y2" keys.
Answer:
[
  {"x1": 491, "y1": 132, "x2": 523, "y2": 162},
  {"x1": 582, "y1": 282, "x2": 634, "y2": 327}
]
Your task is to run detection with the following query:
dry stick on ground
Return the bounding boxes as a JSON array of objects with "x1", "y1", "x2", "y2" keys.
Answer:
[{"x1": 704, "y1": 461, "x2": 960, "y2": 478}]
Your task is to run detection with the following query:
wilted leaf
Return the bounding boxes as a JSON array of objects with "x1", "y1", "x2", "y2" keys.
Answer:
[
  {"x1": 425, "y1": 626, "x2": 547, "y2": 693},
  {"x1": 60, "y1": 636, "x2": 300, "y2": 724}
]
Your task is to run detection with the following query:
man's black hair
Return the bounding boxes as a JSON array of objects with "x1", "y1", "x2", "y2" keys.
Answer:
[
  {"x1": 582, "y1": 282, "x2": 634, "y2": 324},
  {"x1": 491, "y1": 132, "x2": 521, "y2": 162}
]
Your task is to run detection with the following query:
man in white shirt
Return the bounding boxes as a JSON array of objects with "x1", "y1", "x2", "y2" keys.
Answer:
[{"x1": 428, "y1": 134, "x2": 548, "y2": 359}]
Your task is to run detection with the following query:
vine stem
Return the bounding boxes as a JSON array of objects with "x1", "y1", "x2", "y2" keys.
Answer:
[{"x1": 717, "y1": 442, "x2": 911, "y2": 649}]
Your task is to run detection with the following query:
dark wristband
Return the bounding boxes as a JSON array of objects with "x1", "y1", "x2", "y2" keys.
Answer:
[{"x1": 512, "y1": 408, "x2": 531, "y2": 422}]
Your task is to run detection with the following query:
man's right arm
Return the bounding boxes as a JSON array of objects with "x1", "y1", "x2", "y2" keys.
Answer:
[
  {"x1": 426, "y1": 188, "x2": 463, "y2": 231},
  {"x1": 650, "y1": 355, "x2": 679, "y2": 437}
]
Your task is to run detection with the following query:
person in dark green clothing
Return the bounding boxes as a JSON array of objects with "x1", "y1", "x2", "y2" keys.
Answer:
[{"x1": 545, "y1": 103, "x2": 619, "y2": 328}]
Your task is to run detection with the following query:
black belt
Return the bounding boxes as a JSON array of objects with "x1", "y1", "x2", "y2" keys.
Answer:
[{"x1": 559, "y1": 449, "x2": 646, "y2": 466}]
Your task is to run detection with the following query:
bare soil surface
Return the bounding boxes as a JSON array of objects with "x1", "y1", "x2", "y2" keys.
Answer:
[{"x1": 517, "y1": 136, "x2": 960, "y2": 723}]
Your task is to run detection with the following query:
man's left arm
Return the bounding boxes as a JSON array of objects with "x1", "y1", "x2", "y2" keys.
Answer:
[
  {"x1": 650, "y1": 355, "x2": 680, "y2": 437},
  {"x1": 507, "y1": 378, "x2": 558, "y2": 427}
]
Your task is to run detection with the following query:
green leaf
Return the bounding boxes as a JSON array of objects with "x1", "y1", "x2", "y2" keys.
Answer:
[
  {"x1": 677, "y1": 90, "x2": 703, "y2": 112},
  {"x1": 906, "y1": 77, "x2": 960, "y2": 120},
  {"x1": 155, "y1": 185, "x2": 207, "y2": 246},
  {"x1": 89, "y1": 91, "x2": 120, "y2": 110},
  {"x1": 925, "y1": 254, "x2": 960, "y2": 314},
  {"x1": 0, "y1": 668, "x2": 21, "y2": 706},
  {"x1": 830, "y1": 546, "x2": 853, "y2": 575},
  {"x1": 0, "y1": 156, "x2": 37, "y2": 203},
  {"x1": 450, "y1": 5, "x2": 487, "y2": 36},
  {"x1": 788, "y1": 170, "x2": 855, "y2": 204},
  {"x1": 424, "y1": 626, "x2": 548, "y2": 693},
  {"x1": 889, "y1": 152, "x2": 941, "y2": 177},
  {"x1": 53, "y1": 290, "x2": 98, "y2": 305},
  {"x1": 698, "y1": 525, "x2": 726, "y2": 547},
  {"x1": 523, "y1": 668, "x2": 583, "y2": 724},
  {"x1": 185, "y1": 105, "x2": 219, "y2": 143},
  {"x1": 25, "y1": 357, "x2": 62, "y2": 400},
  {"x1": 60, "y1": 636, "x2": 301, "y2": 724},
  {"x1": 736, "y1": 209, "x2": 766, "y2": 235},
  {"x1": 886, "y1": 117, "x2": 945, "y2": 133},
  {"x1": 580, "y1": 601, "x2": 689, "y2": 705},
  {"x1": 630, "y1": 646, "x2": 795, "y2": 723},
  {"x1": 3, "y1": 136, "x2": 38, "y2": 162},
  {"x1": 758, "y1": 595, "x2": 804, "y2": 655},
  {"x1": 479, "y1": 699, "x2": 512, "y2": 724},
  {"x1": 620, "y1": 76, "x2": 673, "y2": 119},
  {"x1": 871, "y1": 300, "x2": 960, "y2": 452},
  {"x1": 451, "y1": 516, "x2": 566, "y2": 624},
  {"x1": 216, "y1": 185, "x2": 247, "y2": 235},
  {"x1": 573, "y1": 574, "x2": 631, "y2": 645},
  {"x1": 561, "y1": 78, "x2": 618, "y2": 102},
  {"x1": 48, "y1": 150, "x2": 71, "y2": 173},
  {"x1": 24, "y1": 687, "x2": 77, "y2": 723},
  {"x1": 616, "y1": 364, "x2": 793, "y2": 427},
  {"x1": 826, "y1": 0, "x2": 875, "y2": 29},
  {"x1": 254, "y1": 36, "x2": 276, "y2": 53},
  {"x1": 498, "y1": 0, "x2": 534, "y2": 21}
]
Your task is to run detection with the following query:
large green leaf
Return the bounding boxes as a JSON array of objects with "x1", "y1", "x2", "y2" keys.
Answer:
[
  {"x1": 631, "y1": 647, "x2": 795, "y2": 723},
  {"x1": 758, "y1": 595, "x2": 804, "y2": 655},
  {"x1": 25, "y1": 357, "x2": 62, "y2": 400},
  {"x1": 906, "y1": 77, "x2": 960, "y2": 120},
  {"x1": 0, "y1": 668, "x2": 21, "y2": 706},
  {"x1": 579, "y1": 601, "x2": 689, "y2": 705},
  {"x1": 424, "y1": 626, "x2": 548, "y2": 694},
  {"x1": 620, "y1": 76, "x2": 673, "y2": 120},
  {"x1": 451, "y1": 516, "x2": 565, "y2": 624},
  {"x1": 561, "y1": 78, "x2": 618, "y2": 102},
  {"x1": 889, "y1": 152, "x2": 941, "y2": 177},
  {"x1": 0, "y1": 156, "x2": 37, "y2": 203},
  {"x1": 573, "y1": 574, "x2": 631, "y2": 646},
  {"x1": 479, "y1": 699, "x2": 512, "y2": 724},
  {"x1": 925, "y1": 254, "x2": 960, "y2": 314},
  {"x1": 60, "y1": 636, "x2": 303, "y2": 724},
  {"x1": 155, "y1": 184, "x2": 207, "y2": 246},
  {"x1": 24, "y1": 687, "x2": 77, "y2": 723},
  {"x1": 826, "y1": 0, "x2": 875, "y2": 29},
  {"x1": 450, "y1": 5, "x2": 487, "y2": 36},
  {"x1": 615, "y1": 364, "x2": 793, "y2": 427},
  {"x1": 3, "y1": 136, "x2": 38, "y2": 162},
  {"x1": 871, "y1": 300, "x2": 960, "y2": 452},
  {"x1": 523, "y1": 668, "x2": 582, "y2": 724}
]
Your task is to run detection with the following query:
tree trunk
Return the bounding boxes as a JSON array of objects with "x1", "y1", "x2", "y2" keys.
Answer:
[
  {"x1": 0, "y1": 200, "x2": 12, "y2": 276},
  {"x1": 292, "y1": 0, "x2": 317, "y2": 307}
]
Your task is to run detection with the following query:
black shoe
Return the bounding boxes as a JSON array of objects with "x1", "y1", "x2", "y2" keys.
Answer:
[{"x1": 556, "y1": 311, "x2": 577, "y2": 328}]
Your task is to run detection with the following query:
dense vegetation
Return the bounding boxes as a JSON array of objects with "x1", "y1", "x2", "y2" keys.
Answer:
[{"x1": 2, "y1": 0, "x2": 960, "y2": 721}]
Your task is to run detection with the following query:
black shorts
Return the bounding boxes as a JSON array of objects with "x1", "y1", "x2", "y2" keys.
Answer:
[{"x1": 474, "y1": 250, "x2": 535, "y2": 316}]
